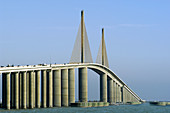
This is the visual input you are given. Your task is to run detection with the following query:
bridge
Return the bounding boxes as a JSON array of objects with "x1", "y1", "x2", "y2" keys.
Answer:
[{"x1": 0, "y1": 10, "x2": 142, "y2": 110}]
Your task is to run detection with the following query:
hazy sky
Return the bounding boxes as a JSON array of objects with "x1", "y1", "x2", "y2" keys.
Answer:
[{"x1": 0, "y1": 0, "x2": 170, "y2": 101}]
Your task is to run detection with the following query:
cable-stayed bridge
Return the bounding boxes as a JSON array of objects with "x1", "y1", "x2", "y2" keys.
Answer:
[{"x1": 0, "y1": 10, "x2": 142, "y2": 110}]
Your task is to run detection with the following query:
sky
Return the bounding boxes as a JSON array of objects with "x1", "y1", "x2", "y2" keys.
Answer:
[{"x1": 0, "y1": 0, "x2": 170, "y2": 101}]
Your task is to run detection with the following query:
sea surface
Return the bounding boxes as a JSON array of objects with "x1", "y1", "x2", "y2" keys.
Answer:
[{"x1": 0, "y1": 103, "x2": 170, "y2": 113}]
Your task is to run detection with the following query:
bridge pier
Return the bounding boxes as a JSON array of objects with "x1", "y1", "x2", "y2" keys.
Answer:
[
  {"x1": 122, "y1": 87, "x2": 125, "y2": 103},
  {"x1": 126, "y1": 89, "x2": 129, "y2": 103},
  {"x1": 115, "y1": 83, "x2": 117, "y2": 103},
  {"x1": 79, "y1": 67, "x2": 88, "y2": 102},
  {"x1": 126, "y1": 90, "x2": 128, "y2": 102},
  {"x1": 29, "y1": 71, "x2": 34, "y2": 109},
  {"x1": 132, "y1": 96, "x2": 135, "y2": 102},
  {"x1": 130, "y1": 92, "x2": 132, "y2": 102},
  {"x1": 61, "y1": 69, "x2": 68, "y2": 106},
  {"x1": 68, "y1": 68, "x2": 75, "y2": 104},
  {"x1": 119, "y1": 86, "x2": 122, "y2": 103},
  {"x1": 123, "y1": 88, "x2": 128, "y2": 103},
  {"x1": 116, "y1": 83, "x2": 119, "y2": 103},
  {"x1": 47, "y1": 70, "x2": 53, "y2": 107},
  {"x1": 35, "y1": 70, "x2": 40, "y2": 108},
  {"x1": 127, "y1": 90, "x2": 130, "y2": 102},
  {"x1": 11, "y1": 73, "x2": 15, "y2": 108},
  {"x1": 118, "y1": 85, "x2": 121, "y2": 103},
  {"x1": 6, "y1": 73, "x2": 10, "y2": 110},
  {"x1": 2, "y1": 73, "x2": 6, "y2": 108},
  {"x1": 14, "y1": 72, "x2": 19, "y2": 109},
  {"x1": 33, "y1": 71, "x2": 36, "y2": 108},
  {"x1": 116, "y1": 84, "x2": 119, "y2": 103},
  {"x1": 41, "y1": 70, "x2": 47, "y2": 108},
  {"x1": 100, "y1": 73, "x2": 107, "y2": 102},
  {"x1": 123, "y1": 88, "x2": 126, "y2": 103},
  {"x1": 2, "y1": 73, "x2": 10, "y2": 109},
  {"x1": 117, "y1": 85, "x2": 120, "y2": 103},
  {"x1": 130, "y1": 92, "x2": 133, "y2": 102},
  {"x1": 22, "y1": 72, "x2": 27, "y2": 109},
  {"x1": 26, "y1": 72, "x2": 29, "y2": 108},
  {"x1": 108, "y1": 78, "x2": 113, "y2": 103},
  {"x1": 129, "y1": 92, "x2": 131, "y2": 102},
  {"x1": 19, "y1": 73, "x2": 22, "y2": 109},
  {"x1": 53, "y1": 70, "x2": 61, "y2": 107},
  {"x1": 113, "y1": 81, "x2": 116, "y2": 103},
  {"x1": 130, "y1": 93, "x2": 132, "y2": 102}
]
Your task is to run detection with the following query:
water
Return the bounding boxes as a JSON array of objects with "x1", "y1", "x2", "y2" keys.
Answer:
[{"x1": 0, "y1": 103, "x2": 170, "y2": 113}]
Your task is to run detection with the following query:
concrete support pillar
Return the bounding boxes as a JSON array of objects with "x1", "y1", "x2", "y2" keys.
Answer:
[
  {"x1": 61, "y1": 69, "x2": 68, "y2": 106},
  {"x1": 125, "y1": 89, "x2": 128, "y2": 103},
  {"x1": 129, "y1": 92, "x2": 131, "y2": 102},
  {"x1": 115, "y1": 83, "x2": 118, "y2": 103},
  {"x1": 41, "y1": 70, "x2": 47, "y2": 108},
  {"x1": 128, "y1": 92, "x2": 131, "y2": 102},
  {"x1": 35, "y1": 70, "x2": 40, "y2": 108},
  {"x1": 132, "y1": 95, "x2": 134, "y2": 102},
  {"x1": 68, "y1": 68, "x2": 75, "y2": 104},
  {"x1": 134, "y1": 96, "x2": 136, "y2": 102},
  {"x1": 126, "y1": 90, "x2": 129, "y2": 102},
  {"x1": 113, "y1": 81, "x2": 116, "y2": 103},
  {"x1": 26, "y1": 72, "x2": 29, "y2": 108},
  {"x1": 122, "y1": 87, "x2": 125, "y2": 103},
  {"x1": 53, "y1": 70, "x2": 61, "y2": 107},
  {"x1": 79, "y1": 67, "x2": 88, "y2": 102},
  {"x1": 15, "y1": 72, "x2": 19, "y2": 109},
  {"x1": 126, "y1": 90, "x2": 128, "y2": 102},
  {"x1": 108, "y1": 79, "x2": 113, "y2": 103},
  {"x1": 22, "y1": 72, "x2": 27, "y2": 109},
  {"x1": 134, "y1": 96, "x2": 135, "y2": 102},
  {"x1": 2, "y1": 73, "x2": 6, "y2": 108},
  {"x1": 19, "y1": 73, "x2": 22, "y2": 108},
  {"x1": 33, "y1": 71, "x2": 35, "y2": 108},
  {"x1": 129, "y1": 93, "x2": 132, "y2": 102},
  {"x1": 100, "y1": 73, "x2": 107, "y2": 102},
  {"x1": 123, "y1": 88, "x2": 126, "y2": 103},
  {"x1": 6, "y1": 73, "x2": 10, "y2": 110},
  {"x1": 132, "y1": 96, "x2": 134, "y2": 102},
  {"x1": 1, "y1": 73, "x2": 3, "y2": 107},
  {"x1": 117, "y1": 85, "x2": 120, "y2": 103},
  {"x1": 11, "y1": 73, "x2": 15, "y2": 108},
  {"x1": 29, "y1": 71, "x2": 34, "y2": 109},
  {"x1": 127, "y1": 91, "x2": 130, "y2": 102},
  {"x1": 119, "y1": 86, "x2": 122, "y2": 103},
  {"x1": 47, "y1": 70, "x2": 53, "y2": 107},
  {"x1": 132, "y1": 95, "x2": 135, "y2": 102}
]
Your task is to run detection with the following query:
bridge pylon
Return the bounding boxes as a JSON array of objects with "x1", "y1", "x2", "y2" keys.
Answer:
[
  {"x1": 70, "y1": 10, "x2": 93, "y2": 63},
  {"x1": 96, "y1": 28, "x2": 109, "y2": 67},
  {"x1": 70, "y1": 10, "x2": 92, "y2": 102}
]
